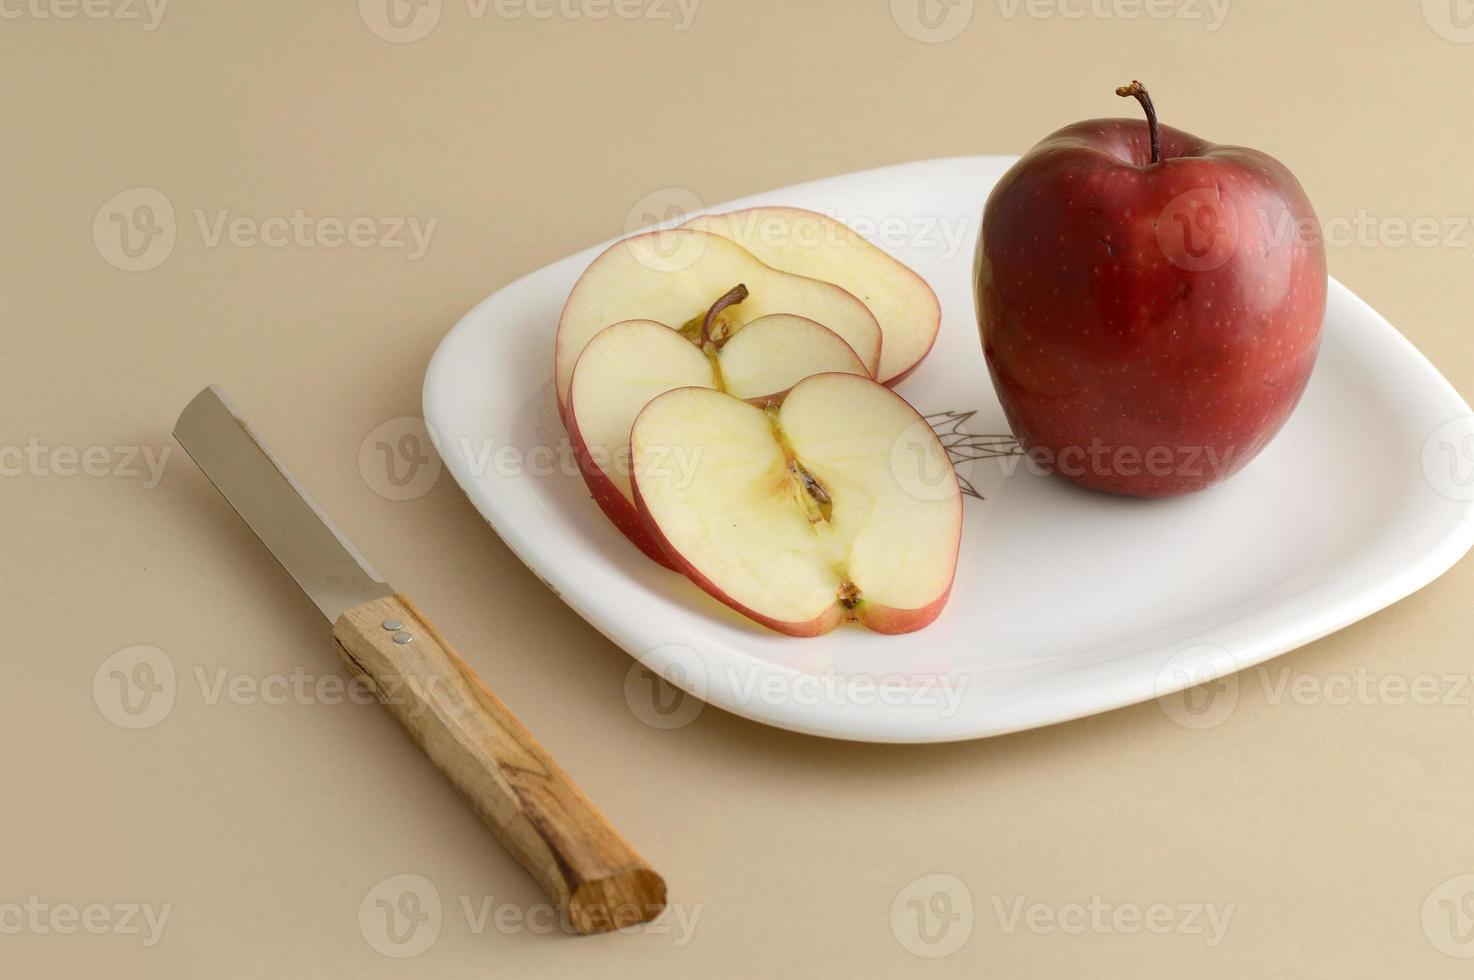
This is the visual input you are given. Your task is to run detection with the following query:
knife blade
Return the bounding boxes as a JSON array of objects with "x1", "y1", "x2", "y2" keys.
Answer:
[
  {"x1": 173, "y1": 386, "x2": 666, "y2": 934},
  {"x1": 174, "y1": 386, "x2": 394, "y2": 620}
]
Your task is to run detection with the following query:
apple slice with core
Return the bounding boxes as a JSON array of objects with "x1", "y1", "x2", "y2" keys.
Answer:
[
  {"x1": 556, "y1": 228, "x2": 882, "y2": 416},
  {"x1": 568, "y1": 285, "x2": 869, "y2": 568},
  {"x1": 629, "y1": 372, "x2": 962, "y2": 636},
  {"x1": 684, "y1": 207, "x2": 941, "y2": 385}
]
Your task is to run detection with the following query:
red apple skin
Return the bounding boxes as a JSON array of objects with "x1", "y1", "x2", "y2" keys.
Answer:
[
  {"x1": 566, "y1": 395, "x2": 681, "y2": 570},
  {"x1": 854, "y1": 588, "x2": 955, "y2": 636},
  {"x1": 976, "y1": 118, "x2": 1328, "y2": 496}
]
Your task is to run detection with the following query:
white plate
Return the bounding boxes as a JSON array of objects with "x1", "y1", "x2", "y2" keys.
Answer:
[{"x1": 424, "y1": 156, "x2": 1474, "y2": 743}]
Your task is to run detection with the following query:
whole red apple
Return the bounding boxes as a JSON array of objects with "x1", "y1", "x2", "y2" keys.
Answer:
[{"x1": 975, "y1": 81, "x2": 1327, "y2": 496}]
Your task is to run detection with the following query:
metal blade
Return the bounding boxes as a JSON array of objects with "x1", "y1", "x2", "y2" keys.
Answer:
[{"x1": 173, "y1": 386, "x2": 394, "y2": 622}]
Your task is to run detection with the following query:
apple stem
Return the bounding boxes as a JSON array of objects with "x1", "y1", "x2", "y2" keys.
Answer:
[
  {"x1": 701, "y1": 283, "x2": 749, "y2": 347},
  {"x1": 1115, "y1": 80, "x2": 1161, "y2": 166}
]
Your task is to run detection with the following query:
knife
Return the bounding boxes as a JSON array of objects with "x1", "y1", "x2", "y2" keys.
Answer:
[{"x1": 173, "y1": 386, "x2": 666, "y2": 934}]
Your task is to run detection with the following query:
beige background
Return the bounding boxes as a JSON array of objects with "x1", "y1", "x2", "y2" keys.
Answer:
[{"x1": 5, "y1": 0, "x2": 1474, "y2": 975}]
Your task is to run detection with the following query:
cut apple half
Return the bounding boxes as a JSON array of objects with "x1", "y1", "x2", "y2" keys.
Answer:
[
  {"x1": 555, "y1": 228, "x2": 882, "y2": 415},
  {"x1": 568, "y1": 285, "x2": 869, "y2": 568},
  {"x1": 683, "y1": 207, "x2": 942, "y2": 385},
  {"x1": 629, "y1": 372, "x2": 963, "y2": 636}
]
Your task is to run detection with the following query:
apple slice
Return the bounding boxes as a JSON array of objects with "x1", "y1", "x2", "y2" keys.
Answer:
[
  {"x1": 568, "y1": 286, "x2": 868, "y2": 568},
  {"x1": 630, "y1": 372, "x2": 962, "y2": 636},
  {"x1": 683, "y1": 207, "x2": 941, "y2": 385},
  {"x1": 555, "y1": 228, "x2": 882, "y2": 415}
]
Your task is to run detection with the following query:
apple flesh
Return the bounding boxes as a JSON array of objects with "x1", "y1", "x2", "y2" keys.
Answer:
[
  {"x1": 568, "y1": 287, "x2": 868, "y2": 567},
  {"x1": 685, "y1": 207, "x2": 941, "y2": 385},
  {"x1": 629, "y1": 373, "x2": 962, "y2": 636},
  {"x1": 975, "y1": 82, "x2": 1327, "y2": 496},
  {"x1": 556, "y1": 228, "x2": 881, "y2": 416}
]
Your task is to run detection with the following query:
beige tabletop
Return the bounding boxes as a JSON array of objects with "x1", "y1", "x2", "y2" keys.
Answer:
[{"x1": 6, "y1": 0, "x2": 1474, "y2": 975}]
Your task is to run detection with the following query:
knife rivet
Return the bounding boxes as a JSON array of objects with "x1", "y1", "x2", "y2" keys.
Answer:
[
  {"x1": 381, "y1": 618, "x2": 403, "y2": 631},
  {"x1": 393, "y1": 631, "x2": 414, "y2": 645}
]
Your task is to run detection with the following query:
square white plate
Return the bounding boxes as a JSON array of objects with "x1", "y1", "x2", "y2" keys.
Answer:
[{"x1": 424, "y1": 156, "x2": 1474, "y2": 743}]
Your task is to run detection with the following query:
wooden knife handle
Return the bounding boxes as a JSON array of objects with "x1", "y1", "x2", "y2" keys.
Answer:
[{"x1": 331, "y1": 594, "x2": 666, "y2": 934}]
